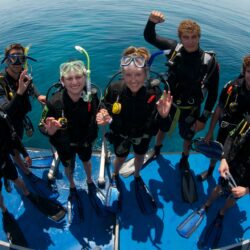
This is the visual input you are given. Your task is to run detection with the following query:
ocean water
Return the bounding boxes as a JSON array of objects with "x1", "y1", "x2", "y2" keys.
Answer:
[{"x1": 0, "y1": 0, "x2": 249, "y2": 152}]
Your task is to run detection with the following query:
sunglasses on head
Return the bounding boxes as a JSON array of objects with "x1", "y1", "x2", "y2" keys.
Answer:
[
  {"x1": 1, "y1": 54, "x2": 37, "y2": 65},
  {"x1": 120, "y1": 55, "x2": 146, "y2": 68}
]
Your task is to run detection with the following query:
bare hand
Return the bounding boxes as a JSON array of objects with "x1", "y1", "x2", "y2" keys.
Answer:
[
  {"x1": 96, "y1": 108, "x2": 112, "y2": 125},
  {"x1": 45, "y1": 117, "x2": 62, "y2": 135},
  {"x1": 17, "y1": 69, "x2": 32, "y2": 95},
  {"x1": 219, "y1": 158, "x2": 229, "y2": 178},
  {"x1": 37, "y1": 95, "x2": 46, "y2": 105},
  {"x1": 149, "y1": 10, "x2": 165, "y2": 24},
  {"x1": 156, "y1": 90, "x2": 173, "y2": 118},
  {"x1": 231, "y1": 186, "x2": 249, "y2": 198}
]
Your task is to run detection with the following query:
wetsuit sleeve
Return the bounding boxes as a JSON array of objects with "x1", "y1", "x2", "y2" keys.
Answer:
[
  {"x1": 29, "y1": 82, "x2": 41, "y2": 98},
  {"x1": 221, "y1": 135, "x2": 233, "y2": 160},
  {"x1": 144, "y1": 20, "x2": 177, "y2": 51},
  {"x1": 101, "y1": 84, "x2": 115, "y2": 114},
  {"x1": 0, "y1": 84, "x2": 26, "y2": 121},
  {"x1": 199, "y1": 59, "x2": 219, "y2": 122},
  {"x1": 218, "y1": 83, "x2": 229, "y2": 109}
]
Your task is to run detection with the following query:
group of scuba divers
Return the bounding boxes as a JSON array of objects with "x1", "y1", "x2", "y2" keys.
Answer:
[{"x1": 0, "y1": 9, "x2": 250, "y2": 248}]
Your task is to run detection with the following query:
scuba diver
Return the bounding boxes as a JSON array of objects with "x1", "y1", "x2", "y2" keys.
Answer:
[
  {"x1": 199, "y1": 54, "x2": 250, "y2": 180},
  {"x1": 0, "y1": 43, "x2": 46, "y2": 190},
  {"x1": 178, "y1": 115, "x2": 250, "y2": 248},
  {"x1": 0, "y1": 108, "x2": 65, "y2": 246},
  {"x1": 144, "y1": 10, "x2": 219, "y2": 203},
  {"x1": 38, "y1": 58, "x2": 103, "y2": 221},
  {"x1": 96, "y1": 46, "x2": 172, "y2": 214}
]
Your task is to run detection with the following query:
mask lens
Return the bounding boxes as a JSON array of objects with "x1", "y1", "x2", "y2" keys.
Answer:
[
  {"x1": 120, "y1": 56, "x2": 146, "y2": 68},
  {"x1": 8, "y1": 54, "x2": 26, "y2": 65}
]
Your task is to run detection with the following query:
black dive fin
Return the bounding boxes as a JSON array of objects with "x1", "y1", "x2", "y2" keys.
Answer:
[
  {"x1": 2, "y1": 210, "x2": 28, "y2": 247},
  {"x1": 199, "y1": 213, "x2": 224, "y2": 249},
  {"x1": 88, "y1": 182, "x2": 108, "y2": 217},
  {"x1": 180, "y1": 164, "x2": 198, "y2": 203},
  {"x1": 27, "y1": 193, "x2": 66, "y2": 222},
  {"x1": 119, "y1": 149, "x2": 155, "y2": 178},
  {"x1": 67, "y1": 190, "x2": 84, "y2": 224},
  {"x1": 177, "y1": 207, "x2": 206, "y2": 238},
  {"x1": 26, "y1": 172, "x2": 59, "y2": 200},
  {"x1": 105, "y1": 180, "x2": 120, "y2": 213},
  {"x1": 134, "y1": 177, "x2": 157, "y2": 214}
]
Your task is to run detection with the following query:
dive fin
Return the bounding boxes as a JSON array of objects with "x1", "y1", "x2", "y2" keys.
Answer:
[
  {"x1": 134, "y1": 176, "x2": 157, "y2": 214},
  {"x1": 199, "y1": 213, "x2": 223, "y2": 249},
  {"x1": 2, "y1": 210, "x2": 28, "y2": 247},
  {"x1": 177, "y1": 207, "x2": 206, "y2": 238},
  {"x1": 105, "y1": 180, "x2": 120, "y2": 213},
  {"x1": 26, "y1": 172, "x2": 59, "y2": 200},
  {"x1": 67, "y1": 189, "x2": 84, "y2": 224},
  {"x1": 180, "y1": 158, "x2": 198, "y2": 203},
  {"x1": 88, "y1": 182, "x2": 108, "y2": 217},
  {"x1": 27, "y1": 193, "x2": 66, "y2": 222},
  {"x1": 191, "y1": 137, "x2": 223, "y2": 161},
  {"x1": 119, "y1": 149, "x2": 155, "y2": 178}
]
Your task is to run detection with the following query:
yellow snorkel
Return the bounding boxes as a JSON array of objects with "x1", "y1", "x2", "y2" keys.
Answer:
[
  {"x1": 24, "y1": 44, "x2": 32, "y2": 70},
  {"x1": 74, "y1": 45, "x2": 92, "y2": 102}
]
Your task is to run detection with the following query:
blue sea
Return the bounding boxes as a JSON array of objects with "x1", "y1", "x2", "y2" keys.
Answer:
[{"x1": 0, "y1": 0, "x2": 250, "y2": 152}]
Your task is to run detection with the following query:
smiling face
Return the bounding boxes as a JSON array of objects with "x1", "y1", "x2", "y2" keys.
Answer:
[
  {"x1": 122, "y1": 63, "x2": 147, "y2": 93},
  {"x1": 61, "y1": 73, "x2": 86, "y2": 98}
]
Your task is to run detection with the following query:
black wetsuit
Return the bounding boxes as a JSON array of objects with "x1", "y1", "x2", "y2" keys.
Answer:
[
  {"x1": 222, "y1": 119, "x2": 250, "y2": 189},
  {"x1": 217, "y1": 77, "x2": 250, "y2": 144},
  {"x1": 144, "y1": 21, "x2": 219, "y2": 140},
  {"x1": 39, "y1": 88, "x2": 99, "y2": 167},
  {"x1": 102, "y1": 81, "x2": 167, "y2": 157},
  {"x1": 0, "y1": 110, "x2": 28, "y2": 189},
  {"x1": 0, "y1": 71, "x2": 39, "y2": 138}
]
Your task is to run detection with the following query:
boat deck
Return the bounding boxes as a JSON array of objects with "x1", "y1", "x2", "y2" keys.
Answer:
[{"x1": 0, "y1": 151, "x2": 250, "y2": 249}]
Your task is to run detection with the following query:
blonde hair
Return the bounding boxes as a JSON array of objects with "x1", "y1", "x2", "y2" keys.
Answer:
[
  {"x1": 178, "y1": 20, "x2": 201, "y2": 38},
  {"x1": 122, "y1": 46, "x2": 151, "y2": 61},
  {"x1": 242, "y1": 54, "x2": 250, "y2": 74}
]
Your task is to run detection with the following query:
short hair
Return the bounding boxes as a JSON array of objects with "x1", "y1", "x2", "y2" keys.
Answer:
[
  {"x1": 4, "y1": 43, "x2": 25, "y2": 57},
  {"x1": 178, "y1": 20, "x2": 201, "y2": 38},
  {"x1": 122, "y1": 46, "x2": 151, "y2": 61},
  {"x1": 242, "y1": 54, "x2": 250, "y2": 74}
]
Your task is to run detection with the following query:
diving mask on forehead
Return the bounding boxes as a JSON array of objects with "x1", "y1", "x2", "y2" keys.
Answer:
[
  {"x1": 120, "y1": 55, "x2": 146, "y2": 68},
  {"x1": 60, "y1": 60, "x2": 87, "y2": 78}
]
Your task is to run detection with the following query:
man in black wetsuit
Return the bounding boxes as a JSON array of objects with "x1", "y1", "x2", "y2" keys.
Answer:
[
  {"x1": 200, "y1": 54, "x2": 250, "y2": 180},
  {"x1": 144, "y1": 11, "x2": 219, "y2": 170},
  {"x1": 0, "y1": 43, "x2": 46, "y2": 177}
]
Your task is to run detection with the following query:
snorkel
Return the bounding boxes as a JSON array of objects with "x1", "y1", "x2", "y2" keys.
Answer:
[{"x1": 74, "y1": 45, "x2": 92, "y2": 102}]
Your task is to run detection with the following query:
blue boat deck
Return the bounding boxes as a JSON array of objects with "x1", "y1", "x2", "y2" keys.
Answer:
[{"x1": 1, "y1": 151, "x2": 250, "y2": 249}]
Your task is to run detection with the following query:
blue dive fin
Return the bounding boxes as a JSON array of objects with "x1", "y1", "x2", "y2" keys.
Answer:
[
  {"x1": 31, "y1": 156, "x2": 54, "y2": 168},
  {"x1": 199, "y1": 213, "x2": 223, "y2": 249},
  {"x1": 27, "y1": 193, "x2": 66, "y2": 222},
  {"x1": 105, "y1": 180, "x2": 120, "y2": 213},
  {"x1": 88, "y1": 182, "x2": 108, "y2": 217},
  {"x1": 26, "y1": 172, "x2": 59, "y2": 200},
  {"x1": 191, "y1": 137, "x2": 223, "y2": 161},
  {"x1": 67, "y1": 189, "x2": 84, "y2": 224},
  {"x1": 119, "y1": 149, "x2": 155, "y2": 178},
  {"x1": 134, "y1": 176, "x2": 157, "y2": 214},
  {"x1": 177, "y1": 207, "x2": 206, "y2": 238},
  {"x1": 2, "y1": 210, "x2": 28, "y2": 247},
  {"x1": 181, "y1": 166, "x2": 198, "y2": 204}
]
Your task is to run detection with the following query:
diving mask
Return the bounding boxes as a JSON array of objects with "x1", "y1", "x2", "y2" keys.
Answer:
[
  {"x1": 1, "y1": 54, "x2": 37, "y2": 65},
  {"x1": 120, "y1": 55, "x2": 146, "y2": 68},
  {"x1": 60, "y1": 60, "x2": 87, "y2": 78}
]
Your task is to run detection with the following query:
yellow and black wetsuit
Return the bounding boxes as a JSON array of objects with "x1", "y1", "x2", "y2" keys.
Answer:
[
  {"x1": 144, "y1": 20, "x2": 220, "y2": 140},
  {"x1": 39, "y1": 88, "x2": 99, "y2": 168},
  {"x1": 102, "y1": 81, "x2": 168, "y2": 157}
]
